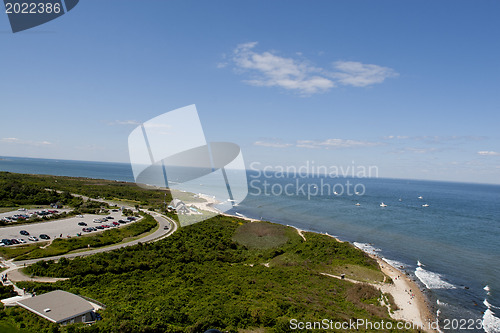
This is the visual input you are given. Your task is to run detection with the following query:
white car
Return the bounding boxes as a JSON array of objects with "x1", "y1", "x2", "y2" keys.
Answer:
[
  {"x1": 17, "y1": 239, "x2": 27, "y2": 244},
  {"x1": 28, "y1": 236, "x2": 39, "y2": 242},
  {"x1": 77, "y1": 215, "x2": 84, "y2": 218}
]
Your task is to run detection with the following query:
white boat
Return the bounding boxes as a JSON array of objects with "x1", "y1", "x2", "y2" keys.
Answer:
[
  {"x1": 418, "y1": 196, "x2": 423, "y2": 199},
  {"x1": 333, "y1": 191, "x2": 339, "y2": 195},
  {"x1": 355, "y1": 203, "x2": 361, "y2": 206},
  {"x1": 422, "y1": 204, "x2": 429, "y2": 207},
  {"x1": 380, "y1": 202, "x2": 387, "y2": 207}
]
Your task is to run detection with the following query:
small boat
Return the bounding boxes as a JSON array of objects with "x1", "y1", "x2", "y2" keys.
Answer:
[
  {"x1": 418, "y1": 196, "x2": 423, "y2": 199},
  {"x1": 422, "y1": 204, "x2": 429, "y2": 207},
  {"x1": 333, "y1": 191, "x2": 339, "y2": 195},
  {"x1": 355, "y1": 191, "x2": 360, "y2": 195},
  {"x1": 355, "y1": 203, "x2": 361, "y2": 206},
  {"x1": 399, "y1": 198, "x2": 402, "y2": 201},
  {"x1": 380, "y1": 202, "x2": 387, "y2": 207}
]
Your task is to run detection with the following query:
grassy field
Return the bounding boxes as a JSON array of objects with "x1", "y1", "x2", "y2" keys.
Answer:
[{"x1": 232, "y1": 221, "x2": 293, "y2": 249}]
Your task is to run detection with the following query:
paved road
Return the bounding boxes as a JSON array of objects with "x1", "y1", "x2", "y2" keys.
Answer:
[{"x1": 12, "y1": 212, "x2": 177, "y2": 266}]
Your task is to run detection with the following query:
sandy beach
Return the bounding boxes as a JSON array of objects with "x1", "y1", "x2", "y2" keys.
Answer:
[
  {"x1": 190, "y1": 194, "x2": 259, "y2": 221},
  {"x1": 287, "y1": 226, "x2": 437, "y2": 332}
]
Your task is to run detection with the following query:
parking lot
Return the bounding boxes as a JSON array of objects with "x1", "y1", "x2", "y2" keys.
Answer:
[
  {"x1": 0, "y1": 209, "x2": 137, "y2": 245},
  {"x1": 0, "y1": 208, "x2": 72, "y2": 222}
]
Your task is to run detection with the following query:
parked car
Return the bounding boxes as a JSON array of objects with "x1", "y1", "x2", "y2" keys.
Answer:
[
  {"x1": 96, "y1": 225, "x2": 104, "y2": 230},
  {"x1": 39, "y1": 234, "x2": 50, "y2": 240},
  {"x1": 1, "y1": 239, "x2": 12, "y2": 246},
  {"x1": 28, "y1": 236, "x2": 39, "y2": 242},
  {"x1": 17, "y1": 238, "x2": 27, "y2": 244},
  {"x1": 78, "y1": 222, "x2": 87, "y2": 226},
  {"x1": 82, "y1": 228, "x2": 90, "y2": 232},
  {"x1": 126, "y1": 217, "x2": 136, "y2": 221},
  {"x1": 77, "y1": 214, "x2": 84, "y2": 218},
  {"x1": 10, "y1": 239, "x2": 20, "y2": 245},
  {"x1": 106, "y1": 216, "x2": 114, "y2": 219},
  {"x1": 112, "y1": 221, "x2": 120, "y2": 226},
  {"x1": 20, "y1": 230, "x2": 29, "y2": 236},
  {"x1": 118, "y1": 220, "x2": 127, "y2": 224},
  {"x1": 164, "y1": 226, "x2": 170, "y2": 230}
]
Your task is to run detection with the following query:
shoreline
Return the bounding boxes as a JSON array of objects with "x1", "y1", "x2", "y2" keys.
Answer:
[
  {"x1": 283, "y1": 225, "x2": 437, "y2": 332},
  {"x1": 191, "y1": 196, "x2": 438, "y2": 332}
]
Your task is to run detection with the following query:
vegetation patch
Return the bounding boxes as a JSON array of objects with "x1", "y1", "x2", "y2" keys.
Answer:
[
  {"x1": 329, "y1": 263, "x2": 385, "y2": 283},
  {"x1": 233, "y1": 222, "x2": 291, "y2": 249},
  {"x1": 11, "y1": 215, "x2": 418, "y2": 333}
]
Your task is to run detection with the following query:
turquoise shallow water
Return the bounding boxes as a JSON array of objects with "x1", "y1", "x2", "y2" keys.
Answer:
[{"x1": 1, "y1": 156, "x2": 499, "y2": 332}]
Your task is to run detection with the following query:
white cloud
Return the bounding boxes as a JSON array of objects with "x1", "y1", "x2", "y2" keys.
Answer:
[
  {"x1": 109, "y1": 120, "x2": 141, "y2": 126},
  {"x1": 478, "y1": 151, "x2": 500, "y2": 156},
  {"x1": 296, "y1": 138, "x2": 383, "y2": 149},
  {"x1": 390, "y1": 147, "x2": 443, "y2": 154},
  {"x1": 254, "y1": 138, "x2": 383, "y2": 149},
  {"x1": 331, "y1": 61, "x2": 399, "y2": 87},
  {"x1": 1, "y1": 137, "x2": 52, "y2": 146},
  {"x1": 254, "y1": 140, "x2": 293, "y2": 148},
  {"x1": 233, "y1": 42, "x2": 334, "y2": 95},
  {"x1": 382, "y1": 135, "x2": 486, "y2": 143},
  {"x1": 230, "y1": 42, "x2": 397, "y2": 95}
]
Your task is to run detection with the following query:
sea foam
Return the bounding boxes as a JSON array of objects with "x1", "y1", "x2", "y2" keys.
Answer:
[
  {"x1": 381, "y1": 257, "x2": 406, "y2": 269},
  {"x1": 482, "y1": 308, "x2": 500, "y2": 333},
  {"x1": 353, "y1": 242, "x2": 381, "y2": 255},
  {"x1": 415, "y1": 266, "x2": 456, "y2": 289}
]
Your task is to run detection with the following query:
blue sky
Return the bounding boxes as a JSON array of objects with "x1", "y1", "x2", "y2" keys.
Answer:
[{"x1": 0, "y1": 0, "x2": 499, "y2": 184}]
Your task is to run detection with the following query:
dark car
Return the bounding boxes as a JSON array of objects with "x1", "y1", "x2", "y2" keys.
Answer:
[
  {"x1": 2, "y1": 239, "x2": 12, "y2": 246},
  {"x1": 126, "y1": 217, "x2": 136, "y2": 221},
  {"x1": 82, "y1": 228, "x2": 90, "y2": 232},
  {"x1": 10, "y1": 239, "x2": 20, "y2": 245},
  {"x1": 20, "y1": 230, "x2": 29, "y2": 236},
  {"x1": 106, "y1": 216, "x2": 114, "y2": 219},
  {"x1": 78, "y1": 222, "x2": 87, "y2": 226},
  {"x1": 118, "y1": 220, "x2": 127, "y2": 224},
  {"x1": 39, "y1": 234, "x2": 50, "y2": 240},
  {"x1": 96, "y1": 225, "x2": 104, "y2": 230}
]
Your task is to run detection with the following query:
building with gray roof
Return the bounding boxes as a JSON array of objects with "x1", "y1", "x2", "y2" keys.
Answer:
[{"x1": 17, "y1": 290, "x2": 95, "y2": 325}]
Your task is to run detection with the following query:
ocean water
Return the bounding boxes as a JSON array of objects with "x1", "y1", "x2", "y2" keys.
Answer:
[{"x1": 1, "y1": 156, "x2": 499, "y2": 332}]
